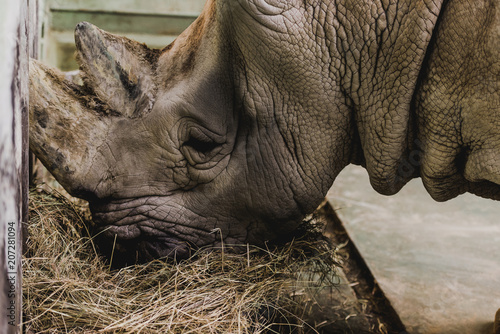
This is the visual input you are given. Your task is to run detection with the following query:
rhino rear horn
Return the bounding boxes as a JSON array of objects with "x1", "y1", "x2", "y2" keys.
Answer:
[{"x1": 75, "y1": 22, "x2": 159, "y2": 118}]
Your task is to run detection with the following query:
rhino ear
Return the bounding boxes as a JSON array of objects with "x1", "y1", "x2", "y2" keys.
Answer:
[{"x1": 75, "y1": 22, "x2": 159, "y2": 118}]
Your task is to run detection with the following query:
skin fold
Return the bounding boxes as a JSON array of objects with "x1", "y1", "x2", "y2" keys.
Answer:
[{"x1": 29, "y1": 0, "x2": 500, "y2": 262}]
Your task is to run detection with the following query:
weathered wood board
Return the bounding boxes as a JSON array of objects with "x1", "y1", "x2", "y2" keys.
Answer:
[{"x1": 0, "y1": 0, "x2": 37, "y2": 332}]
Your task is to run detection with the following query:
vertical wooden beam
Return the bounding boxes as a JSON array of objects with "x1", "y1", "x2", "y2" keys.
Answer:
[
  {"x1": 0, "y1": 0, "x2": 36, "y2": 332},
  {"x1": 26, "y1": 0, "x2": 39, "y2": 254}
]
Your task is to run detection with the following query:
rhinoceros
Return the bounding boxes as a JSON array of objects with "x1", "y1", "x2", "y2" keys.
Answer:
[{"x1": 29, "y1": 0, "x2": 499, "y2": 262}]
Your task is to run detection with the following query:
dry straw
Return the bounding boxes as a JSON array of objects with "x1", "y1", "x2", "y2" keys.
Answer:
[{"x1": 24, "y1": 189, "x2": 341, "y2": 333}]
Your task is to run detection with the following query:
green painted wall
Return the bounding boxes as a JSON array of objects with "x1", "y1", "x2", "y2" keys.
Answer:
[{"x1": 43, "y1": 0, "x2": 205, "y2": 70}]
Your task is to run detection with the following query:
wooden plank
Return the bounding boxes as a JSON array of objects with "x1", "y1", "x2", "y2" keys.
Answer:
[
  {"x1": 26, "y1": 0, "x2": 40, "y2": 251},
  {"x1": 0, "y1": 0, "x2": 35, "y2": 332},
  {"x1": 50, "y1": 10, "x2": 196, "y2": 35},
  {"x1": 49, "y1": 0, "x2": 206, "y2": 16}
]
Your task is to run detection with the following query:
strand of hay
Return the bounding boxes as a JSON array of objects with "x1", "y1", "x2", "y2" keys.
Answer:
[{"x1": 24, "y1": 189, "x2": 340, "y2": 333}]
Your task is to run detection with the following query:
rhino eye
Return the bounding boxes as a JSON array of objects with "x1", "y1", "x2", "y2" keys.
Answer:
[
  {"x1": 181, "y1": 127, "x2": 225, "y2": 165},
  {"x1": 184, "y1": 136, "x2": 220, "y2": 154}
]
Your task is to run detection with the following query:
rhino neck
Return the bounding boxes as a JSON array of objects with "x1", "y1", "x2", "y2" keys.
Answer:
[
  {"x1": 329, "y1": 0, "x2": 446, "y2": 195},
  {"x1": 224, "y1": 0, "x2": 447, "y2": 208}
]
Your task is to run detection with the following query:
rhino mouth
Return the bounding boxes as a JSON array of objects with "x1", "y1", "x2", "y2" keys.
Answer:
[
  {"x1": 89, "y1": 196, "x2": 220, "y2": 265},
  {"x1": 94, "y1": 232, "x2": 197, "y2": 267}
]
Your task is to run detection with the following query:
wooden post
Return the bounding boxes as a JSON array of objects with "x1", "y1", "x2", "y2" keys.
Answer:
[{"x1": 0, "y1": 0, "x2": 37, "y2": 332}]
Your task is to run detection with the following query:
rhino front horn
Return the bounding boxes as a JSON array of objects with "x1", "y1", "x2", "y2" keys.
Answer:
[
  {"x1": 75, "y1": 22, "x2": 160, "y2": 118},
  {"x1": 29, "y1": 59, "x2": 113, "y2": 199}
]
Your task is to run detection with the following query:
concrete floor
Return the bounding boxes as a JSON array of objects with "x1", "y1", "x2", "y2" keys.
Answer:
[{"x1": 327, "y1": 165, "x2": 500, "y2": 334}]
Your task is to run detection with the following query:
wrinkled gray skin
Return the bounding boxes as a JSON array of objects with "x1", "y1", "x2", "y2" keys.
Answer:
[{"x1": 30, "y1": 0, "x2": 500, "y2": 262}]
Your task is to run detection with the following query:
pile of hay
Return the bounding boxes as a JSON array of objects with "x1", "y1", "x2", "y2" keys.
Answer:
[{"x1": 24, "y1": 190, "x2": 341, "y2": 333}]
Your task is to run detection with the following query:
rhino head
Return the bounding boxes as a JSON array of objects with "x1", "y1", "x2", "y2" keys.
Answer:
[
  {"x1": 30, "y1": 0, "x2": 500, "y2": 263},
  {"x1": 30, "y1": 2, "x2": 339, "y2": 263}
]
